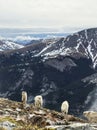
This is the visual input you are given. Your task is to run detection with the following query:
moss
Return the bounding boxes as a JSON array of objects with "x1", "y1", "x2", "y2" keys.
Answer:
[
  {"x1": 13, "y1": 125, "x2": 56, "y2": 130},
  {"x1": 0, "y1": 117, "x2": 57, "y2": 130},
  {"x1": 13, "y1": 125, "x2": 41, "y2": 130},
  {"x1": 0, "y1": 116, "x2": 22, "y2": 126}
]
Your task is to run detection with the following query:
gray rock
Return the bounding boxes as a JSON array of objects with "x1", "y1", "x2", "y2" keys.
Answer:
[
  {"x1": 46, "y1": 123, "x2": 97, "y2": 130},
  {"x1": 0, "y1": 121, "x2": 16, "y2": 130}
]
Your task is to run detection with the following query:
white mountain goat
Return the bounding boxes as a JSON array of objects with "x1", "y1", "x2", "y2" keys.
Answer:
[
  {"x1": 83, "y1": 111, "x2": 97, "y2": 122},
  {"x1": 22, "y1": 91, "x2": 27, "y2": 107},
  {"x1": 61, "y1": 100, "x2": 69, "y2": 114},
  {"x1": 34, "y1": 95, "x2": 43, "y2": 108}
]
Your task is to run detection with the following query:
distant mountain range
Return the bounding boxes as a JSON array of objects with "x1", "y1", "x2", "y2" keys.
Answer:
[
  {"x1": 0, "y1": 29, "x2": 69, "y2": 45},
  {"x1": 0, "y1": 40, "x2": 24, "y2": 51},
  {"x1": 0, "y1": 28, "x2": 97, "y2": 116}
]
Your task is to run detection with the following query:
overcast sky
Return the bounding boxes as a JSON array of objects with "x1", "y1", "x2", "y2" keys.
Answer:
[{"x1": 0, "y1": 0, "x2": 97, "y2": 32}]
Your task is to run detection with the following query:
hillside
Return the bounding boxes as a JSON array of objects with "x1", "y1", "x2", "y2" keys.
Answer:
[
  {"x1": 0, "y1": 98, "x2": 97, "y2": 130},
  {"x1": 0, "y1": 28, "x2": 97, "y2": 115}
]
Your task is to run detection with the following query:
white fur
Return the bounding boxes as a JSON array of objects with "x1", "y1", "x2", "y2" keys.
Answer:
[
  {"x1": 34, "y1": 95, "x2": 43, "y2": 108},
  {"x1": 83, "y1": 111, "x2": 96, "y2": 117},
  {"x1": 61, "y1": 100, "x2": 69, "y2": 114},
  {"x1": 83, "y1": 111, "x2": 95, "y2": 115},
  {"x1": 83, "y1": 111, "x2": 96, "y2": 121},
  {"x1": 22, "y1": 91, "x2": 27, "y2": 105}
]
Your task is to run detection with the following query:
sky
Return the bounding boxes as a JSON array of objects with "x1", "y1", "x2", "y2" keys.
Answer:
[{"x1": 0, "y1": 0, "x2": 97, "y2": 32}]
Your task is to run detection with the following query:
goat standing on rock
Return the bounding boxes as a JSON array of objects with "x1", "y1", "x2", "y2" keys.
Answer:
[
  {"x1": 61, "y1": 100, "x2": 69, "y2": 114},
  {"x1": 22, "y1": 91, "x2": 27, "y2": 108},
  {"x1": 83, "y1": 111, "x2": 97, "y2": 123},
  {"x1": 34, "y1": 95, "x2": 43, "y2": 108}
]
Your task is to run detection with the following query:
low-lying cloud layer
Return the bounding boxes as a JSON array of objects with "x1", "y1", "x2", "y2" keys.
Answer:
[{"x1": 0, "y1": 0, "x2": 97, "y2": 31}]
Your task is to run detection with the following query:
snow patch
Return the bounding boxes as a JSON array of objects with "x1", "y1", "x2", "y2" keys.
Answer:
[
  {"x1": 85, "y1": 30, "x2": 88, "y2": 39},
  {"x1": 0, "y1": 40, "x2": 24, "y2": 51}
]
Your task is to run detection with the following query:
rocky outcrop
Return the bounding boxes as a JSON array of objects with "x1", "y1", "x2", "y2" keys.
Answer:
[{"x1": 0, "y1": 98, "x2": 97, "y2": 130}]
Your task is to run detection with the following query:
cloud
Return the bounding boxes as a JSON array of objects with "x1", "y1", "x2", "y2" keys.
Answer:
[{"x1": 0, "y1": 0, "x2": 97, "y2": 30}]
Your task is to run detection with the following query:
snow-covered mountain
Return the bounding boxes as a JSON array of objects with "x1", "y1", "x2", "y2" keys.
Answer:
[
  {"x1": 0, "y1": 28, "x2": 97, "y2": 116},
  {"x1": 33, "y1": 28, "x2": 97, "y2": 69},
  {"x1": 0, "y1": 40, "x2": 24, "y2": 51}
]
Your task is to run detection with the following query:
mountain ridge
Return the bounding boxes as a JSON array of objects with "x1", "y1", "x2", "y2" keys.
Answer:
[
  {"x1": 0, "y1": 40, "x2": 24, "y2": 51},
  {"x1": 0, "y1": 28, "x2": 97, "y2": 115}
]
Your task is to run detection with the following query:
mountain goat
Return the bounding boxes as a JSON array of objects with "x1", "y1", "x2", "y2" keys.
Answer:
[
  {"x1": 34, "y1": 95, "x2": 43, "y2": 108},
  {"x1": 83, "y1": 111, "x2": 97, "y2": 123},
  {"x1": 22, "y1": 91, "x2": 27, "y2": 107},
  {"x1": 61, "y1": 100, "x2": 69, "y2": 114}
]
